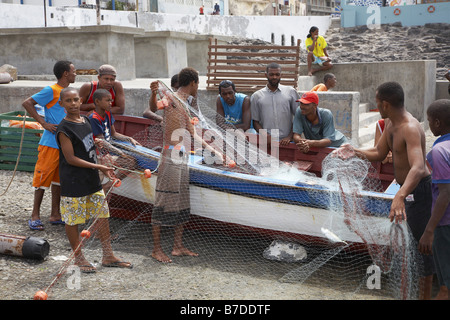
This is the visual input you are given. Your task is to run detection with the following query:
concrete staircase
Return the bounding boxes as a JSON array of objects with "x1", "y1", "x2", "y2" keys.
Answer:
[{"x1": 358, "y1": 102, "x2": 381, "y2": 148}]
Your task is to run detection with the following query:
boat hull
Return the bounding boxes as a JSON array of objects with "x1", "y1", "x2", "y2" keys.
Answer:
[{"x1": 110, "y1": 141, "x2": 395, "y2": 246}]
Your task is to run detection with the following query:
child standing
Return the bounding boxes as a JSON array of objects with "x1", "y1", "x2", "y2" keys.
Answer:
[
  {"x1": 56, "y1": 87, "x2": 132, "y2": 273},
  {"x1": 419, "y1": 99, "x2": 450, "y2": 300}
]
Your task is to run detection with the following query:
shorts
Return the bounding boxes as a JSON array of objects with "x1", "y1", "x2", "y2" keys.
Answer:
[
  {"x1": 60, "y1": 190, "x2": 109, "y2": 226},
  {"x1": 312, "y1": 55, "x2": 325, "y2": 66},
  {"x1": 404, "y1": 175, "x2": 435, "y2": 276},
  {"x1": 32, "y1": 145, "x2": 60, "y2": 189},
  {"x1": 433, "y1": 225, "x2": 450, "y2": 288}
]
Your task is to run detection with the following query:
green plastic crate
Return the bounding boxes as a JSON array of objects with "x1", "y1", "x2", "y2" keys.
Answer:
[{"x1": 0, "y1": 111, "x2": 44, "y2": 172}]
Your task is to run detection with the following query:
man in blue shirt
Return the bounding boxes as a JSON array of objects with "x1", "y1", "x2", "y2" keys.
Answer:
[
  {"x1": 216, "y1": 80, "x2": 252, "y2": 132},
  {"x1": 293, "y1": 91, "x2": 347, "y2": 153}
]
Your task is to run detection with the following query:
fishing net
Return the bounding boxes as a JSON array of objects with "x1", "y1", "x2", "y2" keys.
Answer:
[{"x1": 36, "y1": 80, "x2": 423, "y2": 300}]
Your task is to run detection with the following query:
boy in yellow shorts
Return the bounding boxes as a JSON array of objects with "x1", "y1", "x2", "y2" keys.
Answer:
[{"x1": 56, "y1": 87, "x2": 132, "y2": 273}]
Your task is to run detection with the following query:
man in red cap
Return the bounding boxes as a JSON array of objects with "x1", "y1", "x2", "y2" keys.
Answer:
[{"x1": 293, "y1": 91, "x2": 347, "y2": 153}]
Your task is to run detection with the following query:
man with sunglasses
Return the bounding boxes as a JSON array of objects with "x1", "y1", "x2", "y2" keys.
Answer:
[{"x1": 216, "y1": 80, "x2": 252, "y2": 132}]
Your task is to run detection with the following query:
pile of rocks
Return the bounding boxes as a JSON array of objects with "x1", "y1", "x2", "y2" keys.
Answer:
[
  {"x1": 324, "y1": 22, "x2": 450, "y2": 79},
  {"x1": 229, "y1": 22, "x2": 450, "y2": 80}
]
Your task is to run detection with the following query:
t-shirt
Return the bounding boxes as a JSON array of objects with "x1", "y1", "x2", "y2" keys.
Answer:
[
  {"x1": 293, "y1": 107, "x2": 348, "y2": 148},
  {"x1": 219, "y1": 92, "x2": 252, "y2": 127},
  {"x1": 89, "y1": 111, "x2": 115, "y2": 141},
  {"x1": 426, "y1": 133, "x2": 450, "y2": 226},
  {"x1": 31, "y1": 84, "x2": 67, "y2": 149},
  {"x1": 305, "y1": 35, "x2": 327, "y2": 58},
  {"x1": 56, "y1": 116, "x2": 102, "y2": 197},
  {"x1": 310, "y1": 83, "x2": 328, "y2": 92},
  {"x1": 250, "y1": 85, "x2": 299, "y2": 140}
]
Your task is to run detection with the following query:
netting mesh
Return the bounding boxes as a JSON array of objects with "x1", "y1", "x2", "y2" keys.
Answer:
[{"x1": 38, "y1": 81, "x2": 423, "y2": 300}]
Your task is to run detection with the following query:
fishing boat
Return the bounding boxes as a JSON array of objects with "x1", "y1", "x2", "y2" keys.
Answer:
[{"x1": 109, "y1": 115, "x2": 398, "y2": 247}]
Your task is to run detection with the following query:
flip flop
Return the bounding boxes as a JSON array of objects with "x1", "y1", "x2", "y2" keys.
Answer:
[
  {"x1": 50, "y1": 219, "x2": 65, "y2": 225},
  {"x1": 28, "y1": 219, "x2": 44, "y2": 231},
  {"x1": 102, "y1": 261, "x2": 133, "y2": 269}
]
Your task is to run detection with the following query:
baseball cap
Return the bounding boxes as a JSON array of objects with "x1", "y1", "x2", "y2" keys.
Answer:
[
  {"x1": 297, "y1": 92, "x2": 319, "y2": 105},
  {"x1": 98, "y1": 64, "x2": 117, "y2": 76}
]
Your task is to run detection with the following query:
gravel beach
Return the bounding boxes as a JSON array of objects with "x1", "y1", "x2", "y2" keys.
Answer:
[
  {"x1": 0, "y1": 21, "x2": 445, "y2": 303},
  {"x1": 0, "y1": 128, "x2": 438, "y2": 302}
]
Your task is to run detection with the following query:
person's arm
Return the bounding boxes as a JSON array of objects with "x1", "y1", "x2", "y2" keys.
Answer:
[
  {"x1": 142, "y1": 108, "x2": 163, "y2": 122},
  {"x1": 332, "y1": 125, "x2": 390, "y2": 162},
  {"x1": 22, "y1": 97, "x2": 57, "y2": 133},
  {"x1": 110, "y1": 82, "x2": 125, "y2": 115},
  {"x1": 58, "y1": 132, "x2": 115, "y2": 179},
  {"x1": 79, "y1": 83, "x2": 96, "y2": 113},
  {"x1": 419, "y1": 183, "x2": 450, "y2": 255},
  {"x1": 389, "y1": 126, "x2": 429, "y2": 224},
  {"x1": 110, "y1": 125, "x2": 140, "y2": 146},
  {"x1": 236, "y1": 96, "x2": 252, "y2": 131},
  {"x1": 216, "y1": 96, "x2": 225, "y2": 125},
  {"x1": 307, "y1": 37, "x2": 317, "y2": 53},
  {"x1": 149, "y1": 81, "x2": 159, "y2": 113}
]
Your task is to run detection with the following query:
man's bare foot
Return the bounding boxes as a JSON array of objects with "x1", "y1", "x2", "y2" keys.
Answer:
[
  {"x1": 152, "y1": 250, "x2": 172, "y2": 263},
  {"x1": 172, "y1": 247, "x2": 198, "y2": 257},
  {"x1": 308, "y1": 71, "x2": 313, "y2": 76}
]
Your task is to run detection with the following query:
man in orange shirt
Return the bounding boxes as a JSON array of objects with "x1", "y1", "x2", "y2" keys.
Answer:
[{"x1": 310, "y1": 73, "x2": 336, "y2": 92}]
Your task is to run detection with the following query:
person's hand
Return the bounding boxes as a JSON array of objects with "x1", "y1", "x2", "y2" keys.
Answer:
[
  {"x1": 150, "y1": 81, "x2": 159, "y2": 94},
  {"x1": 419, "y1": 230, "x2": 434, "y2": 255},
  {"x1": 389, "y1": 194, "x2": 407, "y2": 224},
  {"x1": 331, "y1": 143, "x2": 355, "y2": 160},
  {"x1": 127, "y1": 137, "x2": 141, "y2": 146},
  {"x1": 296, "y1": 140, "x2": 310, "y2": 153},
  {"x1": 43, "y1": 122, "x2": 58, "y2": 133},
  {"x1": 382, "y1": 151, "x2": 393, "y2": 164},
  {"x1": 98, "y1": 165, "x2": 115, "y2": 181},
  {"x1": 279, "y1": 137, "x2": 291, "y2": 146}
]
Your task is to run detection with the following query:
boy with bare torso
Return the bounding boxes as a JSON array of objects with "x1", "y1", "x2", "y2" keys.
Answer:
[{"x1": 334, "y1": 82, "x2": 434, "y2": 299}]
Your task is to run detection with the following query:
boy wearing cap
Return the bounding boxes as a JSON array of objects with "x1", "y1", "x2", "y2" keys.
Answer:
[
  {"x1": 79, "y1": 64, "x2": 125, "y2": 115},
  {"x1": 293, "y1": 91, "x2": 347, "y2": 153}
]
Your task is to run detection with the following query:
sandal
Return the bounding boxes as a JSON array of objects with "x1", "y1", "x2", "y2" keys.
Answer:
[
  {"x1": 28, "y1": 219, "x2": 44, "y2": 231},
  {"x1": 77, "y1": 264, "x2": 97, "y2": 274},
  {"x1": 102, "y1": 261, "x2": 133, "y2": 269}
]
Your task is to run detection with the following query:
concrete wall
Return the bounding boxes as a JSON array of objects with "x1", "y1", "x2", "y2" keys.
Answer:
[
  {"x1": 0, "y1": 25, "x2": 142, "y2": 80},
  {"x1": 0, "y1": 81, "x2": 360, "y2": 142},
  {"x1": 436, "y1": 80, "x2": 450, "y2": 100},
  {"x1": 0, "y1": 3, "x2": 331, "y2": 46},
  {"x1": 341, "y1": 2, "x2": 450, "y2": 28},
  {"x1": 298, "y1": 60, "x2": 436, "y2": 122}
]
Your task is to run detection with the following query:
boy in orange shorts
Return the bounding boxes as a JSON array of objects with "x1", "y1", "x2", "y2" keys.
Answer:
[{"x1": 22, "y1": 60, "x2": 77, "y2": 230}]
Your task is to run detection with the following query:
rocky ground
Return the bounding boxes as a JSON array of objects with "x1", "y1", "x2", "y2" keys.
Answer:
[
  {"x1": 324, "y1": 22, "x2": 450, "y2": 80},
  {"x1": 232, "y1": 22, "x2": 450, "y2": 80}
]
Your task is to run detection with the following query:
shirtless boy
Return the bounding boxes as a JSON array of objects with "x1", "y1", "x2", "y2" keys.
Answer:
[{"x1": 334, "y1": 82, "x2": 434, "y2": 299}]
